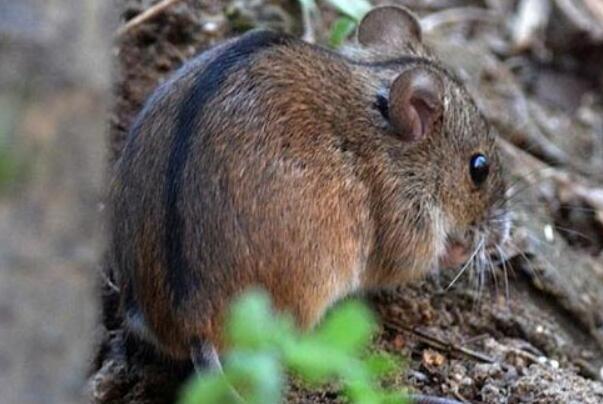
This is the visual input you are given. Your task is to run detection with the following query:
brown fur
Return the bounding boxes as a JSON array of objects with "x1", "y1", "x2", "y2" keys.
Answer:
[{"x1": 109, "y1": 6, "x2": 509, "y2": 361}]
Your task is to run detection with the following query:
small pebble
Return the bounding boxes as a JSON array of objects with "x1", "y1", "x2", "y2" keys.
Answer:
[
  {"x1": 392, "y1": 334, "x2": 405, "y2": 350},
  {"x1": 202, "y1": 20, "x2": 220, "y2": 33},
  {"x1": 543, "y1": 224, "x2": 554, "y2": 242},
  {"x1": 422, "y1": 349, "x2": 446, "y2": 367},
  {"x1": 409, "y1": 370, "x2": 428, "y2": 382}
]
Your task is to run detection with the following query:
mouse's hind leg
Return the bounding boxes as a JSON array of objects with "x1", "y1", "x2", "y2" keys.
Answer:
[
  {"x1": 190, "y1": 339, "x2": 246, "y2": 403},
  {"x1": 190, "y1": 339, "x2": 222, "y2": 373}
]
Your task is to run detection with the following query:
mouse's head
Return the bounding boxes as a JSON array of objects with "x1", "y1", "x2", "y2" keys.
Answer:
[
  {"x1": 414, "y1": 72, "x2": 511, "y2": 271},
  {"x1": 355, "y1": 6, "x2": 511, "y2": 279}
]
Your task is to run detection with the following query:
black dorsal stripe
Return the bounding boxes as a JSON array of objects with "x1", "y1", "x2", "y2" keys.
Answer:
[
  {"x1": 164, "y1": 30, "x2": 289, "y2": 307},
  {"x1": 349, "y1": 55, "x2": 417, "y2": 68}
]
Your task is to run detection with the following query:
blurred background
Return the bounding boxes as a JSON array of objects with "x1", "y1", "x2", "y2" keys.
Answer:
[
  {"x1": 0, "y1": 1, "x2": 111, "y2": 403},
  {"x1": 1, "y1": 0, "x2": 603, "y2": 403}
]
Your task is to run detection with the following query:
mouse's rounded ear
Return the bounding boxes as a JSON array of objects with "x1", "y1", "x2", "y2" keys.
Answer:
[
  {"x1": 357, "y1": 6, "x2": 422, "y2": 48},
  {"x1": 389, "y1": 67, "x2": 444, "y2": 142}
]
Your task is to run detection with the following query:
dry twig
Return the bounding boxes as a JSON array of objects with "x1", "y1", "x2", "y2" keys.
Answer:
[
  {"x1": 385, "y1": 319, "x2": 496, "y2": 364},
  {"x1": 300, "y1": 0, "x2": 317, "y2": 44},
  {"x1": 421, "y1": 7, "x2": 496, "y2": 33},
  {"x1": 584, "y1": 0, "x2": 603, "y2": 23},
  {"x1": 115, "y1": 0, "x2": 185, "y2": 38},
  {"x1": 511, "y1": 0, "x2": 551, "y2": 51},
  {"x1": 554, "y1": 0, "x2": 603, "y2": 40}
]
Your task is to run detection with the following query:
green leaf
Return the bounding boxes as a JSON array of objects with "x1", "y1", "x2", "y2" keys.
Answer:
[
  {"x1": 180, "y1": 289, "x2": 405, "y2": 404},
  {"x1": 179, "y1": 373, "x2": 233, "y2": 404},
  {"x1": 364, "y1": 352, "x2": 399, "y2": 377},
  {"x1": 314, "y1": 300, "x2": 376, "y2": 354},
  {"x1": 0, "y1": 96, "x2": 21, "y2": 190},
  {"x1": 325, "y1": 0, "x2": 372, "y2": 21},
  {"x1": 344, "y1": 381, "x2": 408, "y2": 404},
  {"x1": 283, "y1": 339, "x2": 352, "y2": 382},
  {"x1": 179, "y1": 352, "x2": 283, "y2": 404},
  {"x1": 344, "y1": 380, "x2": 382, "y2": 404},
  {"x1": 329, "y1": 16, "x2": 357, "y2": 48},
  {"x1": 226, "y1": 289, "x2": 294, "y2": 350},
  {"x1": 383, "y1": 390, "x2": 411, "y2": 404},
  {"x1": 226, "y1": 351, "x2": 283, "y2": 404}
]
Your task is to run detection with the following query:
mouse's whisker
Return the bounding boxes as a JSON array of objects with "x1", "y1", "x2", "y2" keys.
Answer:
[
  {"x1": 553, "y1": 225, "x2": 596, "y2": 243},
  {"x1": 504, "y1": 201, "x2": 597, "y2": 215},
  {"x1": 504, "y1": 178, "x2": 539, "y2": 199},
  {"x1": 495, "y1": 244, "x2": 511, "y2": 302},
  {"x1": 506, "y1": 238, "x2": 545, "y2": 285},
  {"x1": 476, "y1": 242, "x2": 488, "y2": 304},
  {"x1": 505, "y1": 179, "x2": 531, "y2": 196},
  {"x1": 506, "y1": 166, "x2": 552, "y2": 185},
  {"x1": 477, "y1": 258, "x2": 486, "y2": 305},
  {"x1": 525, "y1": 236, "x2": 560, "y2": 276},
  {"x1": 558, "y1": 204, "x2": 598, "y2": 212},
  {"x1": 502, "y1": 181, "x2": 551, "y2": 204},
  {"x1": 488, "y1": 218, "x2": 511, "y2": 224},
  {"x1": 486, "y1": 247, "x2": 498, "y2": 294},
  {"x1": 523, "y1": 229, "x2": 563, "y2": 266},
  {"x1": 446, "y1": 237, "x2": 484, "y2": 291}
]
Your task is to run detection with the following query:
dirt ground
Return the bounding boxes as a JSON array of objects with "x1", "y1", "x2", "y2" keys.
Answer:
[{"x1": 2, "y1": 0, "x2": 603, "y2": 403}]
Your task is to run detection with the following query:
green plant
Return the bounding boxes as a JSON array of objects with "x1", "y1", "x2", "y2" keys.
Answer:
[
  {"x1": 179, "y1": 289, "x2": 408, "y2": 404},
  {"x1": 0, "y1": 98, "x2": 21, "y2": 191},
  {"x1": 298, "y1": 0, "x2": 372, "y2": 48},
  {"x1": 325, "y1": 0, "x2": 371, "y2": 21}
]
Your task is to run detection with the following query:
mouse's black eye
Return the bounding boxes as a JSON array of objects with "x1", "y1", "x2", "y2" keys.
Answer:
[
  {"x1": 469, "y1": 153, "x2": 489, "y2": 186},
  {"x1": 375, "y1": 94, "x2": 389, "y2": 121}
]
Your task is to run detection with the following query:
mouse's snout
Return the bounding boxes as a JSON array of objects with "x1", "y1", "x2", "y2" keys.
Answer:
[{"x1": 439, "y1": 203, "x2": 512, "y2": 271}]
